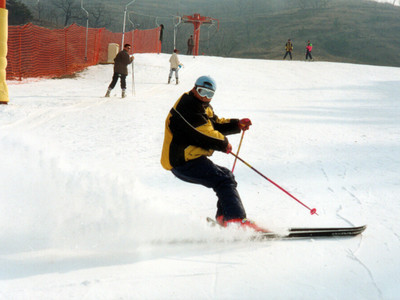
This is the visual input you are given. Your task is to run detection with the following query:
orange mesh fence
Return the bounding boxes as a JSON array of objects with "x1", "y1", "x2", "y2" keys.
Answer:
[{"x1": 6, "y1": 23, "x2": 161, "y2": 80}]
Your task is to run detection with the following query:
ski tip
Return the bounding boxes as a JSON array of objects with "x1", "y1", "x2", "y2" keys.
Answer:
[{"x1": 206, "y1": 217, "x2": 218, "y2": 227}]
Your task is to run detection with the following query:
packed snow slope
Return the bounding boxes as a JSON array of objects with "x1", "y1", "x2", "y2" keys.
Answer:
[{"x1": 1, "y1": 54, "x2": 400, "y2": 299}]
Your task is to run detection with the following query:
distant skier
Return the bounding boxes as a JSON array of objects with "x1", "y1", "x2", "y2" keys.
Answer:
[
  {"x1": 283, "y1": 39, "x2": 293, "y2": 60},
  {"x1": 168, "y1": 49, "x2": 182, "y2": 84},
  {"x1": 105, "y1": 44, "x2": 134, "y2": 98},
  {"x1": 306, "y1": 40, "x2": 313, "y2": 61},
  {"x1": 187, "y1": 35, "x2": 194, "y2": 55},
  {"x1": 161, "y1": 75, "x2": 265, "y2": 232}
]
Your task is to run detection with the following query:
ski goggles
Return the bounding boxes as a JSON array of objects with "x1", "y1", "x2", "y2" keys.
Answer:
[{"x1": 196, "y1": 86, "x2": 215, "y2": 99}]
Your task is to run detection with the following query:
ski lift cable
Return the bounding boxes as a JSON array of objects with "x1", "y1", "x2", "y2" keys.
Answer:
[{"x1": 128, "y1": 11, "x2": 175, "y2": 20}]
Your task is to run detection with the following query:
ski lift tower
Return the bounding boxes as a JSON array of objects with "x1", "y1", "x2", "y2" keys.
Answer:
[{"x1": 182, "y1": 13, "x2": 219, "y2": 56}]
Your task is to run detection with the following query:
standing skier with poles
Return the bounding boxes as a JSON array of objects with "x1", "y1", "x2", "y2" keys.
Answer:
[
  {"x1": 187, "y1": 35, "x2": 194, "y2": 55},
  {"x1": 168, "y1": 49, "x2": 182, "y2": 84},
  {"x1": 105, "y1": 44, "x2": 134, "y2": 98},
  {"x1": 160, "y1": 75, "x2": 265, "y2": 231},
  {"x1": 283, "y1": 39, "x2": 293, "y2": 60}
]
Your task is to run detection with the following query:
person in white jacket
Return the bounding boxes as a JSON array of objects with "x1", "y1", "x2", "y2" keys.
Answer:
[{"x1": 168, "y1": 49, "x2": 182, "y2": 84}]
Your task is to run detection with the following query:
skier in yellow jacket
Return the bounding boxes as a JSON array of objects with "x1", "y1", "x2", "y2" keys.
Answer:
[
  {"x1": 161, "y1": 75, "x2": 265, "y2": 231},
  {"x1": 283, "y1": 39, "x2": 293, "y2": 60}
]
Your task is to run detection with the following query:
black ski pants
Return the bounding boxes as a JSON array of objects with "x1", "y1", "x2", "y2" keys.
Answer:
[
  {"x1": 306, "y1": 50, "x2": 313, "y2": 60},
  {"x1": 108, "y1": 72, "x2": 127, "y2": 90},
  {"x1": 171, "y1": 156, "x2": 246, "y2": 221},
  {"x1": 283, "y1": 51, "x2": 292, "y2": 60}
]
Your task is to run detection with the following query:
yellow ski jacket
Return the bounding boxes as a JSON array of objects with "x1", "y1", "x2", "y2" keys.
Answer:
[
  {"x1": 285, "y1": 41, "x2": 293, "y2": 52},
  {"x1": 161, "y1": 91, "x2": 241, "y2": 170}
]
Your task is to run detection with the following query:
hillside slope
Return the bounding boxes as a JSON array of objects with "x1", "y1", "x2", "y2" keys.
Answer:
[
  {"x1": 109, "y1": 0, "x2": 400, "y2": 67},
  {"x1": 229, "y1": 0, "x2": 400, "y2": 67},
  {"x1": 1, "y1": 54, "x2": 400, "y2": 299},
  {"x1": 19, "y1": 0, "x2": 400, "y2": 66}
]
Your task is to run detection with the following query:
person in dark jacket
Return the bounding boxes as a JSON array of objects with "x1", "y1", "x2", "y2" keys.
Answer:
[
  {"x1": 105, "y1": 44, "x2": 134, "y2": 98},
  {"x1": 187, "y1": 35, "x2": 194, "y2": 55},
  {"x1": 161, "y1": 75, "x2": 265, "y2": 232},
  {"x1": 283, "y1": 39, "x2": 293, "y2": 60}
]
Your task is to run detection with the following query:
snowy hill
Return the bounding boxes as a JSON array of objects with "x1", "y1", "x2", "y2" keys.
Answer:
[{"x1": 1, "y1": 54, "x2": 400, "y2": 299}]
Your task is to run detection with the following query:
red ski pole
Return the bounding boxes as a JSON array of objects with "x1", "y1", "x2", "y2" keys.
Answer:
[
  {"x1": 230, "y1": 152, "x2": 318, "y2": 215},
  {"x1": 231, "y1": 131, "x2": 245, "y2": 173}
]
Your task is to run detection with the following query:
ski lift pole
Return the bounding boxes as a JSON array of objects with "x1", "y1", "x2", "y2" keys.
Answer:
[
  {"x1": 173, "y1": 16, "x2": 182, "y2": 50},
  {"x1": 231, "y1": 131, "x2": 245, "y2": 173},
  {"x1": 122, "y1": 0, "x2": 136, "y2": 48},
  {"x1": 131, "y1": 59, "x2": 135, "y2": 96},
  {"x1": 128, "y1": 12, "x2": 135, "y2": 96},
  {"x1": 81, "y1": 0, "x2": 89, "y2": 61},
  {"x1": 229, "y1": 152, "x2": 318, "y2": 215}
]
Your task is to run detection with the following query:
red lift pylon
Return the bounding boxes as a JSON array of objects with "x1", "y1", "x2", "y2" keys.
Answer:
[{"x1": 182, "y1": 13, "x2": 219, "y2": 56}]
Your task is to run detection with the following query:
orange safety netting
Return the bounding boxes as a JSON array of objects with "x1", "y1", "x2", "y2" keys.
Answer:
[{"x1": 6, "y1": 23, "x2": 161, "y2": 80}]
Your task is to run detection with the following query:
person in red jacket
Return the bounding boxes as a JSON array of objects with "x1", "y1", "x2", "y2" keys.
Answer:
[{"x1": 306, "y1": 40, "x2": 313, "y2": 61}]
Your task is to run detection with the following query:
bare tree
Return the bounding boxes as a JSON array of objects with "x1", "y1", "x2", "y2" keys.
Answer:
[
  {"x1": 89, "y1": 4, "x2": 112, "y2": 28},
  {"x1": 35, "y1": 0, "x2": 44, "y2": 20},
  {"x1": 51, "y1": 0, "x2": 79, "y2": 27},
  {"x1": 295, "y1": 0, "x2": 331, "y2": 9}
]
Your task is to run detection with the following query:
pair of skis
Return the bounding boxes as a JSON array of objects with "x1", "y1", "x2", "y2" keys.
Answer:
[
  {"x1": 206, "y1": 217, "x2": 366, "y2": 240},
  {"x1": 227, "y1": 146, "x2": 366, "y2": 240}
]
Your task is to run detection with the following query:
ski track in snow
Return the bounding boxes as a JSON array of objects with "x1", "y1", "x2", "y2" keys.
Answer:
[
  {"x1": 346, "y1": 247, "x2": 383, "y2": 298},
  {"x1": 1, "y1": 54, "x2": 400, "y2": 299}
]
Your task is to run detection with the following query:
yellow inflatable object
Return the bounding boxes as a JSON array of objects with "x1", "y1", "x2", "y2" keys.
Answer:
[{"x1": 0, "y1": 8, "x2": 9, "y2": 104}]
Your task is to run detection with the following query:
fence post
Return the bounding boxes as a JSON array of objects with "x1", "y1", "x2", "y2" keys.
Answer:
[
  {"x1": 18, "y1": 26, "x2": 22, "y2": 80},
  {"x1": 64, "y1": 26, "x2": 68, "y2": 75},
  {"x1": 0, "y1": 0, "x2": 9, "y2": 104}
]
